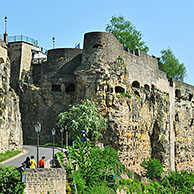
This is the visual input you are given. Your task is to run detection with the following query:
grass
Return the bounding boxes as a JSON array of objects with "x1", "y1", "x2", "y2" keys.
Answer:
[
  {"x1": 43, "y1": 142, "x2": 61, "y2": 147},
  {"x1": 0, "y1": 150, "x2": 21, "y2": 162}
]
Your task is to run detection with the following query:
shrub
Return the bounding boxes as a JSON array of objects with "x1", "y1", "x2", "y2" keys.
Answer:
[
  {"x1": 161, "y1": 170, "x2": 194, "y2": 193},
  {"x1": 0, "y1": 166, "x2": 25, "y2": 194},
  {"x1": 141, "y1": 158, "x2": 164, "y2": 181}
]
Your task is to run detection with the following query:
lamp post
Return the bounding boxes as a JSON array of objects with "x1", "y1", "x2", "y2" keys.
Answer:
[
  {"x1": 4, "y1": 16, "x2": 7, "y2": 33},
  {"x1": 4, "y1": 16, "x2": 8, "y2": 44},
  {"x1": 51, "y1": 128, "x2": 56, "y2": 167},
  {"x1": 60, "y1": 127, "x2": 64, "y2": 152},
  {"x1": 34, "y1": 122, "x2": 41, "y2": 167},
  {"x1": 52, "y1": 37, "x2": 55, "y2": 49},
  {"x1": 65, "y1": 126, "x2": 68, "y2": 150}
]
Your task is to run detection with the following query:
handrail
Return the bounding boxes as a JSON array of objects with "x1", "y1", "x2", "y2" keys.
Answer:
[{"x1": 8, "y1": 35, "x2": 38, "y2": 46}]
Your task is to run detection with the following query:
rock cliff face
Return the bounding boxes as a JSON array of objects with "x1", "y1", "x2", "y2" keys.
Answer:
[
  {"x1": 74, "y1": 33, "x2": 171, "y2": 174},
  {"x1": 10, "y1": 32, "x2": 194, "y2": 175},
  {"x1": 0, "y1": 40, "x2": 22, "y2": 153}
]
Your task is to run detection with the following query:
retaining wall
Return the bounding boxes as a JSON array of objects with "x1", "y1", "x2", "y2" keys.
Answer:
[{"x1": 24, "y1": 168, "x2": 66, "y2": 194}]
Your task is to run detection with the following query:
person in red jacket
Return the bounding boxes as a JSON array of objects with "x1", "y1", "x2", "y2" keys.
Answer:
[{"x1": 38, "y1": 156, "x2": 46, "y2": 168}]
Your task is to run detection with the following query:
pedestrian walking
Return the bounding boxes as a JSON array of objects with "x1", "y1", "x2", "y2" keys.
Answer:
[
  {"x1": 22, "y1": 156, "x2": 31, "y2": 169},
  {"x1": 30, "y1": 155, "x2": 37, "y2": 168},
  {"x1": 38, "y1": 156, "x2": 46, "y2": 168}
]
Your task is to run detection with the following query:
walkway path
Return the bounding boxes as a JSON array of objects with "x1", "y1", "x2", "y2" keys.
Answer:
[{"x1": 1, "y1": 145, "x2": 60, "y2": 167}]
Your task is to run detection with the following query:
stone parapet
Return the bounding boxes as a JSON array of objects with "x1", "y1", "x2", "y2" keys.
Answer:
[{"x1": 24, "y1": 168, "x2": 66, "y2": 194}]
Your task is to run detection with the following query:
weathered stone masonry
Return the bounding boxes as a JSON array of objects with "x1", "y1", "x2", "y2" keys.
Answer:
[
  {"x1": 24, "y1": 168, "x2": 66, "y2": 194},
  {"x1": 1, "y1": 31, "x2": 194, "y2": 175},
  {"x1": 0, "y1": 39, "x2": 22, "y2": 153}
]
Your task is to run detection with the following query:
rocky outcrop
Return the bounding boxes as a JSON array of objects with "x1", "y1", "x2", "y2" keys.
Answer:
[
  {"x1": 75, "y1": 51, "x2": 170, "y2": 174},
  {"x1": 0, "y1": 40, "x2": 22, "y2": 153}
]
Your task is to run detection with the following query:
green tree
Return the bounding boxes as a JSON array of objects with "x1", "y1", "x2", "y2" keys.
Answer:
[
  {"x1": 57, "y1": 99, "x2": 107, "y2": 142},
  {"x1": 105, "y1": 16, "x2": 149, "y2": 53},
  {"x1": 159, "y1": 49, "x2": 186, "y2": 81}
]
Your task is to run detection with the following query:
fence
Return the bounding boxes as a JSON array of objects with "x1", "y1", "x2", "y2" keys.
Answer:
[
  {"x1": 1, "y1": 34, "x2": 48, "y2": 53},
  {"x1": 8, "y1": 35, "x2": 38, "y2": 46}
]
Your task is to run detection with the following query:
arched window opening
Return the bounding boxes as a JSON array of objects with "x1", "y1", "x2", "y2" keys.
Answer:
[
  {"x1": 92, "y1": 44, "x2": 104, "y2": 49},
  {"x1": 132, "y1": 81, "x2": 140, "y2": 88},
  {"x1": 115, "y1": 86, "x2": 125, "y2": 93},
  {"x1": 52, "y1": 84, "x2": 61, "y2": 92},
  {"x1": 134, "y1": 91, "x2": 140, "y2": 98},
  {"x1": 189, "y1": 94, "x2": 193, "y2": 101},
  {"x1": 0, "y1": 57, "x2": 5, "y2": 64},
  {"x1": 175, "y1": 89, "x2": 181, "y2": 98},
  {"x1": 66, "y1": 84, "x2": 75, "y2": 93},
  {"x1": 144, "y1": 84, "x2": 150, "y2": 91}
]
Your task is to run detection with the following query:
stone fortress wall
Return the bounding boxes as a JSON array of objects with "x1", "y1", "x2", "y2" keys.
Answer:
[
  {"x1": 74, "y1": 32, "x2": 194, "y2": 173},
  {"x1": 1, "y1": 31, "x2": 194, "y2": 175}
]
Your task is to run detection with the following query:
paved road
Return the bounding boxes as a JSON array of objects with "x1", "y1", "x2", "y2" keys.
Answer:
[{"x1": 1, "y1": 145, "x2": 60, "y2": 167}]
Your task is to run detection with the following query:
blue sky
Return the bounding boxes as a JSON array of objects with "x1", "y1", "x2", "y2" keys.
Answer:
[{"x1": 0, "y1": 0, "x2": 194, "y2": 86}]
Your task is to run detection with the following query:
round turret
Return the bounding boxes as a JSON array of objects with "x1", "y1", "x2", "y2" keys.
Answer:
[{"x1": 82, "y1": 32, "x2": 123, "y2": 65}]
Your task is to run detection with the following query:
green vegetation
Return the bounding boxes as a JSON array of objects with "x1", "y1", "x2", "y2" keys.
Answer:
[
  {"x1": 118, "y1": 179, "x2": 169, "y2": 194},
  {"x1": 66, "y1": 137, "x2": 125, "y2": 194},
  {"x1": 117, "y1": 92, "x2": 132, "y2": 99},
  {"x1": 159, "y1": 48, "x2": 186, "y2": 81},
  {"x1": 106, "y1": 17, "x2": 186, "y2": 81},
  {"x1": 57, "y1": 99, "x2": 107, "y2": 142},
  {"x1": 118, "y1": 159, "x2": 194, "y2": 194},
  {"x1": 56, "y1": 152, "x2": 65, "y2": 166},
  {"x1": 44, "y1": 142, "x2": 61, "y2": 147},
  {"x1": 141, "y1": 158, "x2": 164, "y2": 181},
  {"x1": 0, "y1": 166, "x2": 25, "y2": 194},
  {"x1": 106, "y1": 16, "x2": 149, "y2": 53},
  {"x1": 60, "y1": 140, "x2": 194, "y2": 194},
  {"x1": 161, "y1": 170, "x2": 194, "y2": 193},
  {"x1": 0, "y1": 150, "x2": 21, "y2": 162}
]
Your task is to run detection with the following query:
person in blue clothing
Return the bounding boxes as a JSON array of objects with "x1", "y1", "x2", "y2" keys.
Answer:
[{"x1": 22, "y1": 156, "x2": 31, "y2": 169}]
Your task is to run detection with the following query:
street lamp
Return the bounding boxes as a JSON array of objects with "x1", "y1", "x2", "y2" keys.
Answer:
[
  {"x1": 4, "y1": 16, "x2": 7, "y2": 33},
  {"x1": 34, "y1": 122, "x2": 41, "y2": 167},
  {"x1": 51, "y1": 128, "x2": 56, "y2": 167},
  {"x1": 52, "y1": 37, "x2": 55, "y2": 49},
  {"x1": 60, "y1": 127, "x2": 64, "y2": 152},
  {"x1": 65, "y1": 126, "x2": 68, "y2": 150},
  {"x1": 4, "y1": 16, "x2": 8, "y2": 44}
]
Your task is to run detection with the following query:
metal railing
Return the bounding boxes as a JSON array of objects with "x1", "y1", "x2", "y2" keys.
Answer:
[
  {"x1": 8, "y1": 35, "x2": 38, "y2": 46},
  {"x1": 39, "y1": 46, "x2": 48, "y2": 53}
]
